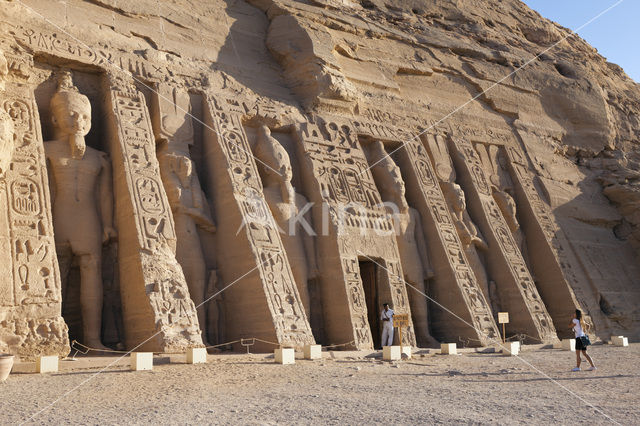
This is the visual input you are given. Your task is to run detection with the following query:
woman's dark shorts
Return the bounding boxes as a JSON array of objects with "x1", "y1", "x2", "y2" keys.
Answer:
[{"x1": 576, "y1": 336, "x2": 590, "y2": 351}]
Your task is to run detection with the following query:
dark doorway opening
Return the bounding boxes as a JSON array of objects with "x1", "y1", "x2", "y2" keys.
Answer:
[{"x1": 359, "y1": 260, "x2": 380, "y2": 349}]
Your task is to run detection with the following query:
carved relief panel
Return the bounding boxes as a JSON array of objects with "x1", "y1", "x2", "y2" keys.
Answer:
[
  {"x1": 399, "y1": 136, "x2": 500, "y2": 345},
  {"x1": 106, "y1": 79, "x2": 202, "y2": 351},
  {"x1": 449, "y1": 137, "x2": 557, "y2": 342},
  {"x1": 205, "y1": 95, "x2": 314, "y2": 348},
  {"x1": 0, "y1": 46, "x2": 69, "y2": 358}
]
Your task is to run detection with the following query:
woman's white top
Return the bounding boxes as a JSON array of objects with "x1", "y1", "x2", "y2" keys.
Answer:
[{"x1": 572, "y1": 318, "x2": 585, "y2": 338}]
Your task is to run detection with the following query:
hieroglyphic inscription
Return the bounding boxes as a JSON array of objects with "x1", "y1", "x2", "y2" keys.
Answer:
[
  {"x1": 297, "y1": 121, "x2": 392, "y2": 232},
  {"x1": 0, "y1": 48, "x2": 69, "y2": 358},
  {"x1": 12, "y1": 26, "x2": 170, "y2": 80},
  {"x1": 2, "y1": 89, "x2": 60, "y2": 306},
  {"x1": 108, "y1": 82, "x2": 201, "y2": 349},
  {"x1": 402, "y1": 137, "x2": 499, "y2": 344},
  {"x1": 342, "y1": 257, "x2": 373, "y2": 348},
  {"x1": 451, "y1": 138, "x2": 556, "y2": 341},
  {"x1": 384, "y1": 259, "x2": 416, "y2": 346},
  {"x1": 206, "y1": 95, "x2": 314, "y2": 347},
  {"x1": 112, "y1": 89, "x2": 176, "y2": 252}
]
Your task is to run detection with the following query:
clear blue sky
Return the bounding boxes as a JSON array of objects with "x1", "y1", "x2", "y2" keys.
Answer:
[{"x1": 522, "y1": 1, "x2": 640, "y2": 82}]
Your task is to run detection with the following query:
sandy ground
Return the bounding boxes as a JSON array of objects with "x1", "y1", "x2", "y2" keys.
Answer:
[{"x1": 1, "y1": 343, "x2": 638, "y2": 425}]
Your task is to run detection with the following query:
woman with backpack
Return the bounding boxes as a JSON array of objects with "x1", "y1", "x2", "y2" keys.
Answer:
[{"x1": 570, "y1": 309, "x2": 596, "y2": 371}]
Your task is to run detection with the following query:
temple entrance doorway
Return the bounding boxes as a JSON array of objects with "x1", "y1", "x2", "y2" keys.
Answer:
[{"x1": 359, "y1": 260, "x2": 381, "y2": 349}]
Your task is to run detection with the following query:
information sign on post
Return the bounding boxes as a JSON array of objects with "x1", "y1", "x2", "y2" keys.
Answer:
[{"x1": 498, "y1": 312, "x2": 509, "y2": 343}]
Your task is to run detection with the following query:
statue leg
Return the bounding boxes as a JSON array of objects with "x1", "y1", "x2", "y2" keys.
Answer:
[
  {"x1": 180, "y1": 249, "x2": 209, "y2": 345},
  {"x1": 405, "y1": 272, "x2": 438, "y2": 347},
  {"x1": 78, "y1": 252, "x2": 108, "y2": 350},
  {"x1": 56, "y1": 244, "x2": 73, "y2": 300},
  {"x1": 466, "y1": 247, "x2": 491, "y2": 307}
]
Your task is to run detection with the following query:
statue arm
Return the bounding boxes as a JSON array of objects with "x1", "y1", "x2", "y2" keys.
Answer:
[
  {"x1": 299, "y1": 195, "x2": 319, "y2": 278},
  {"x1": 302, "y1": 214, "x2": 319, "y2": 279},
  {"x1": 45, "y1": 156, "x2": 56, "y2": 206},
  {"x1": 189, "y1": 194, "x2": 216, "y2": 233},
  {"x1": 464, "y1": 211, "x2": 488, "y2": 251},
  {"x1": 100, "y1": 153, "x2": 117, "y2": 242},
  {"x1": 189, "y1": 177, "x2": 216, "y2": 233}
]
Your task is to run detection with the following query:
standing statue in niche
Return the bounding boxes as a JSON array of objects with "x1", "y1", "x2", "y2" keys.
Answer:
[
  {"x1": 44, "y1": 71, "x2": 116, "y2": 350},
  {"x1": 153, "y1": 84, "x2": 216, "y2": 345},
  {"x1": 255, "y1": 125, "x2": 318, "y2": 315},
  {"x1": 442, "y1": 182, "x2": 497, "y2": 311},
  {"x1": 158, "y1": 146, "x2": 216, "y2": 345},
  {"x1": 369, "y1": 141, "x2": 438, "y2": 347}
]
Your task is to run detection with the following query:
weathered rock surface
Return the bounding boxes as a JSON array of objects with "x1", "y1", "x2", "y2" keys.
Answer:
[{"x1": 1, "y1": 0, "x2": 639, "y2": 358}]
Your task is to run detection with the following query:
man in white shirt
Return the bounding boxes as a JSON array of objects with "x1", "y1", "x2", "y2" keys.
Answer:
[{"x1": 380, "y1": 303, "x2": 394, "y2": 347}]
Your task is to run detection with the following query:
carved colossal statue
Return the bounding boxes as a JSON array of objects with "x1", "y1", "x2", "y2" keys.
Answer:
[
  {"x1": 443, "y1": 182, "x2": 495, "y2": 309},
  {"x1": 44, "y1": 71, "x2": 116, "y2": 350},
  {"x1": 158, "y1": 147, "x2": 216, "y2": 344},
  {"x1": 370, "y1": 141, "x2": 438, "y2": 347},
  {"x1": 255, "y1": 125, "x2": 318, "y2": 315}
]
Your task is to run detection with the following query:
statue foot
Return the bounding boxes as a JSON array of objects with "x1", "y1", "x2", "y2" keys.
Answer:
[
  {"x1": 426, "y1": 337, "x2": 440, "y2": 349},
  {"x1": 84, "y1": 339, "x2": 112, "y2": 353}
]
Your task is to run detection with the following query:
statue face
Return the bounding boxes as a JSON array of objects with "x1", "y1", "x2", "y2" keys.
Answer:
[
  {"x1": 269, "y1": 143, "x2": 293, "y2": 183},
  {"x1": 444, "y1": 182, "x2": 465, "y2": 212},
  {"x1": 177, "y1": 155, "x2": 192, "y2": 178},
  {"x1": 387, "y1": 161, "x2": 405, "y2": 197},
  {"x1": 52, "y1": 95, "x2": 92, "y2": 139}
]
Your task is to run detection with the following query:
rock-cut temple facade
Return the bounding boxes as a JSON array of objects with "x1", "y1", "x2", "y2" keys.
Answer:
[{"x1": 1, "y1": 0, "x2": 639, "y2": 359}]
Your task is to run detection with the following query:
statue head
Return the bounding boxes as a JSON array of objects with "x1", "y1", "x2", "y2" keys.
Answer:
[
  {"x1": 0, "y1": 108, "x2": 15, "y2": 176},
  {"x1": 370, "y1": 140, "x2": 408, "y2": 212},
  {"x1": 256, "y1": 125, "x2": 295, "y2": 203},
  {"x1": 170, "y1": 153, "x2": 193, "y2": 181},
  {"x1": 256, "y1": 125, "x2": 293, "y2": 182},
  {"x1": 0, "y1": 50, "x2": 8, "y2": 92},
  {"x1": 443, "y1": 182, "x2": 466, "y2": 213},
  {"x1": 50, "y1": 71, "x2": 91, "y2": 159}
]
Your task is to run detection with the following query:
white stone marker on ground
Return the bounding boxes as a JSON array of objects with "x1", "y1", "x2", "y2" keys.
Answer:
[
  {"x1": 275, "y1": 348, "x2": 295, "y2": 364},
  {"x1": 36, "y1": 356, "x2": 58, "y2": 373},
  {"x1": 612, "y1": 336, "x2": 628, "y2": 347},
  {"x1": 303, "y1": 344, "x2": 322, "y2": 360},
  {"x1": 441, "y1": 343, "x2": 457, "y2": 355},
  {"x1": 401, "y1": 346, "x2": 411, "y2": 359},
  {"x1": 131, "y1": 352, "x2": 153, "y2": 371},
  {"x1": 501, "y1": 342, "x2": 520, "y2": 356},
  {"x1": 383, "y1": 346, "x2": 401, "y2": 361},
  {"x1": 187, "y1": 348, "x2": 207, "y2": 364}
]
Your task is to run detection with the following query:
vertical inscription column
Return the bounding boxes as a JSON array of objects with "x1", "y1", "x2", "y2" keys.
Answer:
[
  {"x1": 396, "y1": 138, "x2": 499, "y2": 346},
  {"x1": 0, "y1": 50, "x2": 69, "y2": 359},
  {"x1": 504, "y1": 144, "x2": 589, "y2": 335},
  {"x1": 449, "y1": 138, "x2": 557, "y2": 343},
  {"x1": 203, "y1": 95, "x2": 314, "y2": 350},
  {"x1": 105, "y1": 78, "x2": 202, "y2": 352}
]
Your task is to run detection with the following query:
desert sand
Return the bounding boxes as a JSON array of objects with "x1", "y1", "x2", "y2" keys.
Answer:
[{"x1": 3, "y1": 343, "x2": 639, "y2": 424}]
